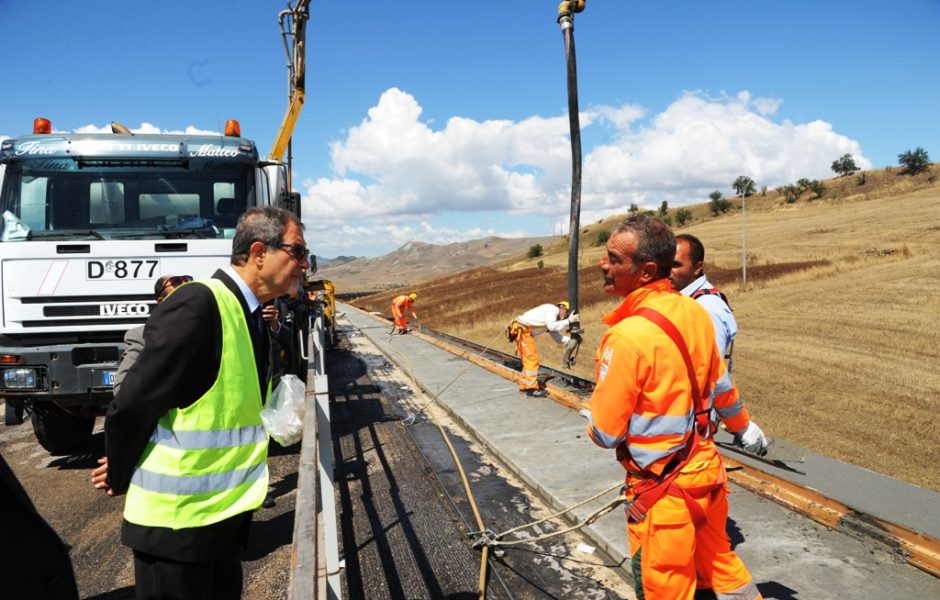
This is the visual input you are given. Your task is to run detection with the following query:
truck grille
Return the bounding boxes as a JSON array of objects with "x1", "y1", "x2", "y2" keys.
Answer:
[{"x1": 15, "y1": 294, "x2": 155, "y2": 328}]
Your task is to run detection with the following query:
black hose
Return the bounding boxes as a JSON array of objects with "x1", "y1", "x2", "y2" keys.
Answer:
[{"x1": 562, "y1": 21, "x2": 582, "y2": 317}]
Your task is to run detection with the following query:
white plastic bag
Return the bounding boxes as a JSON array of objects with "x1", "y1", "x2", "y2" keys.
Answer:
[{"x1": 260, "y1": 374, "x2": 307, "y2": 446}]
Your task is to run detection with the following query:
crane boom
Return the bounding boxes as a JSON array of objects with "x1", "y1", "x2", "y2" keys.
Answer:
[{"x1": 270, "y1": 0, "x2": 310, "y2": 163}]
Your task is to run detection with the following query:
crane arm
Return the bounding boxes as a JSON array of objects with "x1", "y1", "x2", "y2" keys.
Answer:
[{"x1": 270, "y1": 0, "x2": 310, "y2": 162}]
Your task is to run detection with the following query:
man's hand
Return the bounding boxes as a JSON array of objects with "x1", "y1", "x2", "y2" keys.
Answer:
[
  {"x1": 735, "y1": 421, "x2": 768, "y2": 456},
  {"x1": 262, "y1": 304, "x2": 282, "y2": 332},
  {"x1": 90, "y1": 457, "x2": 115, "y2": 497},
  {"x1": 567, "y1": 312, "x2": 580, "y2": 326}
]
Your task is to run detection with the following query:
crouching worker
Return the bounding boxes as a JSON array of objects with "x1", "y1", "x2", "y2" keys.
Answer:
[
  {"x1": 391, "y1": 292, "x2": 418, "y2": 334},
  {"x1": 587, "y1": 215, "x2": 765, "y2": 600},
  {"x1": 507, "y1": 301, "x2": 579, "y2": 397}
]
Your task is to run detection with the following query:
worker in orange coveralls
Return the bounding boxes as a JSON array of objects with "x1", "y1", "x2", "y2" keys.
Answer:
[
  {"x1": 586, "y1": 214, "x2": 767, "y2": 600},
  {"x1": 506, "y1": 302, "x2": 578, "y2": 397},
  {"x1": 391, "y1": 292, "x2": 418, "y2": 334}
]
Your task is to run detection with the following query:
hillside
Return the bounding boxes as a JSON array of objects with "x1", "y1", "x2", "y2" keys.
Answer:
[
  {"x1": 317, "y1": 235, "x2": 556, "y2": 292},
  {"x1": 352, "y1": 165, "x2": 940, "y2": 492}
]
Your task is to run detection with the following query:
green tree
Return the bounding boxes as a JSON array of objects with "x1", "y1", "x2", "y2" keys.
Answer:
[
  {"x1": 594, "y1": 229, "x2": 611, "y2": 247},
  {"x1": 675, "y1": 208, "x2": 693, "y2": 226},
  {"x1": 796, "y1": 178, "x2": 812, "y2": 193},
  {"x1": 732, "y1": 175, "x2": 756, "y2": 198},
  {"x1": 628, "y1": 202, "x2": 640, "y2": 214},
  {"x1": 780, "y1": 184, "x2": 800, "y2": 204},
  {"x1": 527, "y1": 244, "x2": 543, "y2": 259},
  {"x1": 808, "y1": 179, "x2": 825, "y2": 199},
  {"x1": 831, "y1": 153, "x2": 859, "y2": 176},
  {"x1": 708, "y1": 191, "x2": 723, "y2": 216},
  {"x1": 658, "y1": 200, "x2": 669, "y2": 217},
  {"x1": 898, "y1": 147, "x2": 930, "y2": 175}
]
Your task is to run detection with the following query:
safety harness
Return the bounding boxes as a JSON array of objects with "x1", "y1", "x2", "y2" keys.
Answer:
[
  {"x1": 690, "y1": 286, "x2": 730, "y2": 309},
  {"x1": 614, "y1": 307, "x2": 719, "y2": 527},
  {"x1": 691, "y1": 286, "x2": 735, "y2": 365}
]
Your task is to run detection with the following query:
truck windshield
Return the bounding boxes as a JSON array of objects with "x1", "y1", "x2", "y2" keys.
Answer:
[{"x1": 0, "y1": 164, "x2": 255, "y2": 241}]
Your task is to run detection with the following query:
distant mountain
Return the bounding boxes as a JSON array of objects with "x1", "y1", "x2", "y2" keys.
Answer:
[
  {"x1": 314, "y1": 255, "x2": 360, "y2": 269},
  {"x1": 315, "y1": 235, "x2": 557, "y2": 292}
]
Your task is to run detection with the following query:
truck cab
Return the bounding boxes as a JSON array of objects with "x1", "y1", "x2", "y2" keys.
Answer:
[{"x1": 0, "y1": 119, "x2": 293, "y2": 453}]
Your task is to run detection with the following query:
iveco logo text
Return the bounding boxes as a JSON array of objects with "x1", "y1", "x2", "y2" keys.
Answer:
[{"x1": 100, "y1": 304, "x2": 150, "y2": 317}]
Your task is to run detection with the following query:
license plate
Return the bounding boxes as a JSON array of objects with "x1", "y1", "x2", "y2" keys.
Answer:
[
  {"x1": 86, "y1": 259, "x2": 161, "y2": 280},
  {"x1": 102, "y1": 371, "x2": 117, "y2": 386}
]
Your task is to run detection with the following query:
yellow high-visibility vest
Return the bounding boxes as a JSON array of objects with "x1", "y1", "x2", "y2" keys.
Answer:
[{"x1": 124, "y1": 278, "x2": 269, "y2": 529}]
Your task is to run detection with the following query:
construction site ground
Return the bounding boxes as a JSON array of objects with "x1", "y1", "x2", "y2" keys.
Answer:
[{"x1": 338, "y1": 302, "x2": 940, "y2": 599}]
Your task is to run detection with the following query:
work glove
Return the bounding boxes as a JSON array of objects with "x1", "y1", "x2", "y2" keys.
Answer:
[
  {"x1": 562, "y1": 332, "x2": 582, "y2": 369},
  {"x1": 567, "y1": 312, "x2": 580, "y2": 326},
  {"x1": 735, "y1": 421, "x2": 768, "y2": 456}
]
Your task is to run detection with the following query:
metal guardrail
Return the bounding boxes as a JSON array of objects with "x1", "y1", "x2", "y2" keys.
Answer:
[{"x1": 288, "y1": 315, "x2": 342, "y2": 599}]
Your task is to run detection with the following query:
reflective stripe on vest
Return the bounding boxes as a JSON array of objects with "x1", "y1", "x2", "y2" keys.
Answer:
[{"x1": 123, "y1": 278, "x2": 270, "y2": 529}]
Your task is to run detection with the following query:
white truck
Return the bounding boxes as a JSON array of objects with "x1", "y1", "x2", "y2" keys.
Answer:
[{"x1": 0, "y1": 118, "x2": 300, "y2": 453}]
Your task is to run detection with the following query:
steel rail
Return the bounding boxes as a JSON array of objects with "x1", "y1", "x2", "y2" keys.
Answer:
[{"x1": 353, "y1": 309, "x2": 940, "y2": 580}]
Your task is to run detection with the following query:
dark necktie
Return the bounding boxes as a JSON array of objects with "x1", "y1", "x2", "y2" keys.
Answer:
[{"x1": 250, "y1": 307, "x2": 269, "y2": 394}]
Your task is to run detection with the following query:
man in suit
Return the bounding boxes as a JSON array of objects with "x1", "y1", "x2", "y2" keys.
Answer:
[{"x1": 91, "y1": 206, "x2": 308, "y2": 600}]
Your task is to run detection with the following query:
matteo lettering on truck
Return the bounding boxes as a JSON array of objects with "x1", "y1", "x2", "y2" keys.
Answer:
[{"x1": 0, "y1": 118, "x2": 302, "y2": 453}]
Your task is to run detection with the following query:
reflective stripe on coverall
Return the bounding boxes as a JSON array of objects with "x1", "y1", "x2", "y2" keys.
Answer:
[
  {"x1": 587, "y1": 279, "x2": 760, "y2": 600},
  {"x1": 510, "y1": 322, "x2": 540, "y2": 391},
  {"x1": 511, "y1": 304, "x2": 570, "y2": 391},
  {"x1": 391, "y1": 295, "x2": 416, "y2": 332}
]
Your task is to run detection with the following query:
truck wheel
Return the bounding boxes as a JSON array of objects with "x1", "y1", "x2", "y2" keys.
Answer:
[
  {"x1": 4, "y1": 399, "x2": 27, "y2": 425},
  {"x1": 30, "y1": 402, "x2": 95, "y2": 455}
]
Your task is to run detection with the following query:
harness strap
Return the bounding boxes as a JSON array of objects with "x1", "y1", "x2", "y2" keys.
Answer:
[
  {"x1": 691, "y1": 287, "x2": 731, "y2": 310},
  {"x1": 617, "y1": 307, "x2": 717, "y2": 524}
]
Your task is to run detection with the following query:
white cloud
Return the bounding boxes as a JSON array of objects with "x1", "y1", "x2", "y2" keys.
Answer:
[
  {"x1": 300, "y1": 87, "x2": 870, "y2": 255},
  {"x1": 581, "y1": 90, "x2": 871, "y2": 215},
  {"x1": 72, "y1": 123, "x2": 220, "y2": 135}
]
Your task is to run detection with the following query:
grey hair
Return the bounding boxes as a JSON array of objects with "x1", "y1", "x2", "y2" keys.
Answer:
[
  {"x1": 612, "y1": 214, "x2": 675, "y2": 279},
  {"x1": 230, "y1": 206, "x2": 304, "y2": 266}
]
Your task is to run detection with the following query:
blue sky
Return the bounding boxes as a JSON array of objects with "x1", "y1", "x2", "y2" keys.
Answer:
[{"x1": 2, "y1": 1, "x2": 938, "y2": 257}]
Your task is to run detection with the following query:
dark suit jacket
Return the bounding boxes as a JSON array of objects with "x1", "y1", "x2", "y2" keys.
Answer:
[{"x1": 104, "y1": 269, "x2": 271, "y2": 561}]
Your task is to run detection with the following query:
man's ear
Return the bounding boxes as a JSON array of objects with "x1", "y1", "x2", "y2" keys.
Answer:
[
  {"x1": 638, "y1": 260, "x2": 659, "y2": 284},
  {"x1": 694, "y1": 261, "x2": 705, "y2": 278},
  {"x1": 249, "y1": 240, "x2": 267, "y2": 266}
]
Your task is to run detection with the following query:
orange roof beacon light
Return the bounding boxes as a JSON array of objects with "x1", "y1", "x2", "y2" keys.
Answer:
[
  {"x1": 224, "y1": 119, "x2": 241, "y2": 137},
  {"x1": 33, "y1": 118, "x2": 53, "y2": 135}
]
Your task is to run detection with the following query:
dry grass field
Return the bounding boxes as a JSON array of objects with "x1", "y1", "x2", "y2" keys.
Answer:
[{"x1": 352, "y1": 167, "x2": 940, "y2": 492}]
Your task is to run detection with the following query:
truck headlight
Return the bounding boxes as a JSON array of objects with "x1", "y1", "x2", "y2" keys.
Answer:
[{"x1": 1, "y1": 367, "x2": 40, "y2": 390}]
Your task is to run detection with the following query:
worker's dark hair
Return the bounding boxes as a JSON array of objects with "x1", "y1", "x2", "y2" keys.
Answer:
[
  {"x1": 613, "y1": 214, "x2": 675, "y2": 279},
  {"x1": 230, "y1": 206, "x2": 304, "y2": 266},
  {"x1": 153, "y1": 276, "x2": 168, "y2": 299},
  {"x1": 676, "y1": 233, "x2": 705, "y2": 266}
]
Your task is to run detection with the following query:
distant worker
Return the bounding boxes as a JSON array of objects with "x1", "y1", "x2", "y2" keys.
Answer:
[
  {"x1": 113, "y1": 275, "x2": 192, "y2": 395},
  {"x1": 507, "y1": 302, "x2": 578, "y2": 397},
  {"x1": 587, "y1": 215, "x2": 766, "y2": 600},
  {"x1": 391, "y1": 292, "x2": 418, "y2": 334}
]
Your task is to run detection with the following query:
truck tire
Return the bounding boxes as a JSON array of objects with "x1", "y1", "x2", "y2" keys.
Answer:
[
  {"x1": 30, "y1": 403, "x2": 95, "y2": 455},
  {"x1": 4, "y1": 399, "x2": 27, "y2": 426}
]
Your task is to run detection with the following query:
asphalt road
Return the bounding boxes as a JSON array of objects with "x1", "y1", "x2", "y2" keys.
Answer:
[{"x1": 0, "y1": 411, "x2": 299, "y2": 600}]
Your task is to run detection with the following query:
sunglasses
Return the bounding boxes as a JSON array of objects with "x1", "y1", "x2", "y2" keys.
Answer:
[
  {"x1": 157, "y1": 275, "x2": 193, "y2": 303},
  {"x1": 273, "y1": 242, "x2": 308, "y2": 262}
]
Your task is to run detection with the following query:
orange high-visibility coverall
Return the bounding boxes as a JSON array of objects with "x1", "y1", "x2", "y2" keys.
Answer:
[
  {"x1": 510, "y1": 304, "x2": 570, "y2": 391},
  {"x1": 391, "y1": 295, "x2": 416, "y2": 333},
  {"x1": 587, "y1": 279, "x2": 761, "y2": 600}
]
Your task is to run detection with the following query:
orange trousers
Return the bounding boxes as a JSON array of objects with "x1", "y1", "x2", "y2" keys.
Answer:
[
  {"x1": 391, "y1": 305, "x2": 409, "y2": 333},
  {"x1": 627, "y1": 453, "x2": 762, "y2": 600},
  {"x1": 514, "y1": 326, "x2": 540, "y2": 391}
]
